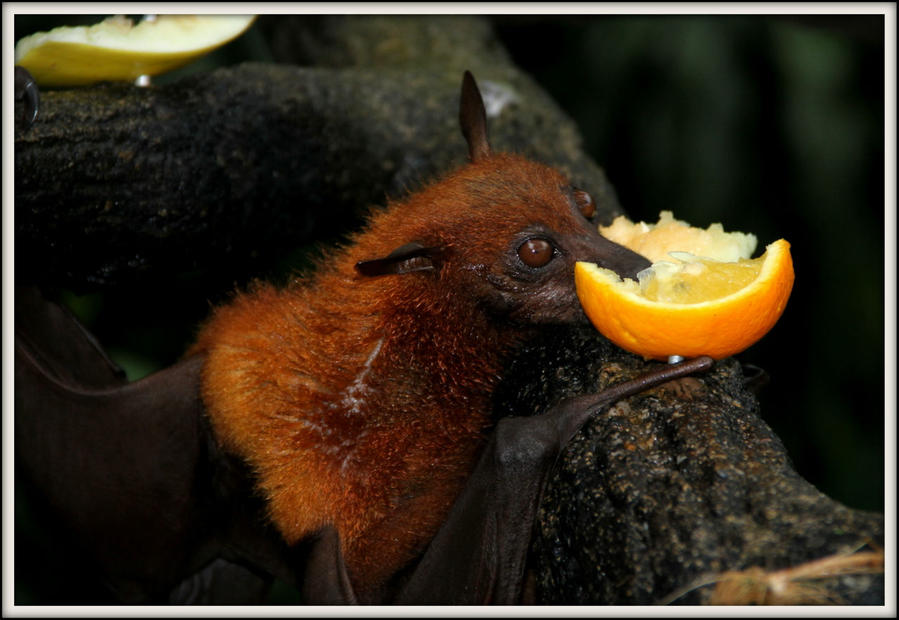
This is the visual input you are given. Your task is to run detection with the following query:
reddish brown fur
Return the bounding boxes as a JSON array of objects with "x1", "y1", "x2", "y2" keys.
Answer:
[{"x1": 190, "y1": 153, "x2": 605, "y2": 595}]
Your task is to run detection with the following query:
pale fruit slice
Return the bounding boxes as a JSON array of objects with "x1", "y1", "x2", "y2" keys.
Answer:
[
  {"x1": 576, "y1": 212, "x2": 794, "y2": 361},
  {"x1": 15, "y1": 14, "x2": 256, "y2": 87}
]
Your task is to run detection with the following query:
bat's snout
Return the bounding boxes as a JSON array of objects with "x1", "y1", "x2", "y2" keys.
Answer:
[{"x1": 570, "y1": 232, "x2": 651, "y2": 281}]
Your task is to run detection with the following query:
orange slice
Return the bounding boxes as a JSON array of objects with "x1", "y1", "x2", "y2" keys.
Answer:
[
  {"x1": 14, "y1": 15, "x2": 256, "y2": 87},
  {"x1": 575, "y1": 211, "x2": 794, "y2": 361}
]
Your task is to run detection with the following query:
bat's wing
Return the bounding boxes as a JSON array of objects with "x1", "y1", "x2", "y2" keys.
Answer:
[
  {"x1": 13, "y1": 287, "x2": 303, "y2": 603},
  {"x1": 393, "y1": 358, "x2": 714, "y2": 604}
]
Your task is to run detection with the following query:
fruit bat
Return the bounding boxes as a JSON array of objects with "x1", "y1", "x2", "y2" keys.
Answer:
[{"x1": 14, "y1": 72, "x2": 714, "y2": 604}]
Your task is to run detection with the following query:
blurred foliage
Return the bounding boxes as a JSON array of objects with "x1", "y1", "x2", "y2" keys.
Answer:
[{"x1": 13, "y1": 11, "x2": 886, "y2": 604}]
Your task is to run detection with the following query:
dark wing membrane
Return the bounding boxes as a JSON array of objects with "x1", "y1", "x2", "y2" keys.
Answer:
[{"x1": 13, "y1": 287, "x2": 302, "y2": 603}]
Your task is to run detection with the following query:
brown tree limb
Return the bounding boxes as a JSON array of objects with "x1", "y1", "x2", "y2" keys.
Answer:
[
  {"x1": 495, "y1": 327, "x2": 884, "y2": 604},
  {"x1": 15, "y1": 62, "x2": 621, "y2": 290}
]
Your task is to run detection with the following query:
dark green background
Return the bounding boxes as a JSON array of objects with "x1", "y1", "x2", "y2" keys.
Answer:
[{"x1": 13, "y1": 13, "x2": 887, "y2": 604}]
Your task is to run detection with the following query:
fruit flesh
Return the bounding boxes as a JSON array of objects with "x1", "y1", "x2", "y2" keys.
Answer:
[
  {"x1": 600, "y1": 210, "x2": 757, "y2": 264},
  {"x1": 637, "y1": 254, "x2": 764, "y2": 304}
]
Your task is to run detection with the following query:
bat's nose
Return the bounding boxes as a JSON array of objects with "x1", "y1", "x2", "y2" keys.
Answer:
[{"x1": 570, "y1": 232, "x2": 651, "y2": 281}]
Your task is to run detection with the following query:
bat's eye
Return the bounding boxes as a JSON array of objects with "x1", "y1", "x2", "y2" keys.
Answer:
[
  {"x1": 518, "y1": 238, "x2": 555, "y2": 268},
  {"x1": 573, "y1": 189, "x2": 596, "y2": 219}
]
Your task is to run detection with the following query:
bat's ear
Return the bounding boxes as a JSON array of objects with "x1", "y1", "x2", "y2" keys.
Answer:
[
  {"x1": 355, "y1": 242, "x2": 446, "y2": 277},
  {"x1": 459, "y1": 70, "x2": 491, "y2": 162}
]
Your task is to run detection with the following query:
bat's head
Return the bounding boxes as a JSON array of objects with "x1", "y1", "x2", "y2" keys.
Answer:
[{"x1": 354, "y1": 71, "x2": 650, "y2": 326}]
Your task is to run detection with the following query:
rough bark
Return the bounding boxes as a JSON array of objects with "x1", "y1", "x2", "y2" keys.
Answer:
[
  {"x1": 494, "y1": 326, "x2": 884, "y2": 605},
  {"x1": 15, "y1": 17, "x2": 622, "y2": 290}
]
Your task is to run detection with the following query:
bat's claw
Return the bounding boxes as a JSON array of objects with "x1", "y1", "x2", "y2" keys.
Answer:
[
  {"x1": 15, "y1": 66, "x2": 40, "y2": 130},
  {"x1": 740, "y1": 363, "x2": 769, "y2": 394}
]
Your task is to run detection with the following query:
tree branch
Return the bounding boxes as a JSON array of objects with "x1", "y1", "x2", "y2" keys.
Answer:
[
  {"x1": 15, "y1": 61, "x2": 621, "y2": 290},
  {"x1": 495, "y1": 326, "x2": 884, "y2": 604}
]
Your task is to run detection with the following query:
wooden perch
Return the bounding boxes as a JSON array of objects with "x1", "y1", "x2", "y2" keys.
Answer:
[
  {"x1": 15, "y1": 62, "x2": 620, "y2": 291},
  {"x1": 494, "y1": 326, "x2": 884, "y2": 604}
]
